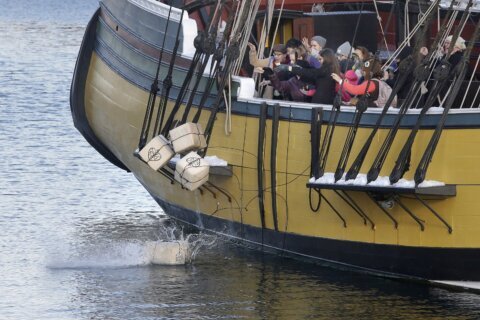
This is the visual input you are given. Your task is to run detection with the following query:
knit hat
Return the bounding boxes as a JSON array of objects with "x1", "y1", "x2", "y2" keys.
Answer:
[
  {"x1": 446, "y1": 35, "x2": 466, "y2": 50},
  {"x1": 272, "y1": 44, "x2": 287, "y2": 54},
  {"x1": 345, "y1": 70, "x2": 358, "y2": 83},
  {"x1": 311, "y1": 35, "x2": 327, "y2": 48},
  {"x1": 336, "y1": 41, "x2": 352, "y2": 57}
]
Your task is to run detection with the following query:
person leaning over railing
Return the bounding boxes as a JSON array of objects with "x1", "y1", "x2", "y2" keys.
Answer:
[
  {"x1": 280, "y1": 48, "x2": 339, "y2": 104},
  {"x1": 247, "y1": 42, "x2": 288, "y2": 99},
  {"x1": 263, "y1": 59, "x2": 313, "y2": 102},
  {"x1": 247, "y1": 42, "x2": 288, "y2": 70}
]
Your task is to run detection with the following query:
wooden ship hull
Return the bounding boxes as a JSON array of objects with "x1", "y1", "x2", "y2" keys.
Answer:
[{"x1": 71, "y1": 0, "x2": 480, "y2": 284}]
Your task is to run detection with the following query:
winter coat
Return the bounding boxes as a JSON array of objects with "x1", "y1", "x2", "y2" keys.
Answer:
[
  {"x1": 269, "y1": 73, "x2": 309, "y2": 102},
  {"x1": 291, "y1": 63, "x2": 336, "y2": 104}
]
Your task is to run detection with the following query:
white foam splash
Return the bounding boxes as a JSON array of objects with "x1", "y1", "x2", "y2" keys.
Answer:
[
  {"x1": 47, "y1": 241, "x2": 151, "y2": 269},
  {"x1": 47, "y1": 219, "x2": 216, "y2": 269},
  {"x1": 153, "y1": 224, "x2": 218, "y2": 264},
  {"x1": 47, "y1": 224, "x2": 218, "y2": 269}
]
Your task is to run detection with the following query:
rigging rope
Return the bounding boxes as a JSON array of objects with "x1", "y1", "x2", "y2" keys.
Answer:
[
  {"x1": 365, "y1": 0, "x2": 454, "y2": 183},
  {"x1": 161, "y1": 1, "x2": 222, "y2": 136},
  {"x1": 253, "y1": 0, "x2": 284, "y2": 95},
  {"x1": 192, "y1": 3, "x2": 237, "y2": 123},
  {"x1": 345, "y1": 57, "x2": 416, "y2": 181},
  {"x1": 405, "y1": 0, "x2": 410, "y2": 46},
  {"x1": 179, "y1": 1, "x2": 224, "y2": 124},
  {"x1": 316, "y1": 0, "x2": 365, "y2": 178},
  {"x1": 224, "y1": 75, "x2": 232, "y2": 135},
  {"x1": 202, "y1": 0, "x2": 259, "y2": 149},
  {"x1": 154, "y1": 10, "x2": 185, "y2": 137},
  {"x1": 232, "y1": 0, "x2": 262, "y2": 75},
  {"x1": 373, "y1": 0, "x2": 390, "y2": 53},
  {"x1": 388, "y1": 0, "x2": 474, "y2": 184},
  {"x1": 414, "y1": 17, "x2": 480, "y2": 185},
  {"x1": 334, "y1": 58, "x2": 379, "y2": 182},
  {"x1": 137, "y1": 6, "x2": 174, "y2": 150},
  {"x1": 345, "y1": 0, "x2": 443, "y2": 180},
  {"x1": 382, "y1": 0, "x2": 438, "y2": 70},
  {"x1": 460, "y1": 48, "x2": 480, "y2": 108}
]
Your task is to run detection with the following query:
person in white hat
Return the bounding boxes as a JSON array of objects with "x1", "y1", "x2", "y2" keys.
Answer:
[
  {"x1": 443, "y1": 35, "x2": 466, "y2": 68},
  {"x1": 420, "y1": 34, "x2": 466, "y2": 68}
]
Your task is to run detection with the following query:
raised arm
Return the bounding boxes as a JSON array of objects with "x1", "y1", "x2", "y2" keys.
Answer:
[{"x1": 248, "y1": 42, "x2": 270, "y2": 68}]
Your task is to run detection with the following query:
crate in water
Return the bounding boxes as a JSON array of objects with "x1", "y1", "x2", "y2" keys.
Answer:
[
  {"x1": 169, "y1": 122, "x2": 207, "y2": 153},
  {"x1": 145, "y1": 240, "x2": 190, "y2": 265},
  {"x1": 138, "y1": 135, "x2": 174, "y2": 171},
  {"x1": 174, "y1": 151, "x2": 209, "y2": 191}
]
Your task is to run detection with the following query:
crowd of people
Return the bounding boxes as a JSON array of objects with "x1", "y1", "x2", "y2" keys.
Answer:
[{"x1": 246, "y1": 34, "x2": 468, "y2": 108}]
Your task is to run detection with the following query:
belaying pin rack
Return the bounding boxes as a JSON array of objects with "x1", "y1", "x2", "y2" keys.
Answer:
[
  {"x1": 306, "y1": 182, "x2": 456, "y2": 198},
  {"x1": 306, "y1": 180, "x2": 455, "y2": 233}
]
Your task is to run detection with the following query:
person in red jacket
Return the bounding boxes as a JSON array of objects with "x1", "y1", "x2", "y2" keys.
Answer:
[{"x1": 331, "y1": 58, "x2": 384, "y2": 108}]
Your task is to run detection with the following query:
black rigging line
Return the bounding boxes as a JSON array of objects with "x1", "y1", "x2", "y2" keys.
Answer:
[
  {"x1": 270, "y1": 104, "x2": 280, "y2": 231},
  {"x1": 160, "y1": 38, "x2": 203, "y2": 136},
  {"x1": 179, "y1": 1, "x2": 225, "y2": 124},
  {"x1": 334, "y1": 57, "x2": 378, "y2": 182},
  {"x1": 310, "y1": 107, "x2": 322, "y2": 180},
  {"x1": 202, "y1": 0, "x2": 253, "y2": 148},
  {"x1": 257, "y1": 102, "x2": 267, "y2": 229},
  {"x1": 389, "y1": 0, "x2": 474, "y2": 184},
  {"x1": 153, "y1": 9, "x2": 185, "y2": 137},
  {"x1": 179, "y1": 41, "x2": 216, "y2": 124},
  {"x1": 345, "y1": 0, "x2": 441, "y2": 181},
  {"x1": 192, "y1": 5, "x2": 237, "y2": 124},
  {"x1": 345, "y1": 57, "x2": 416, "y2": 180},
  {"x1": 137, "y1": 6, "x2": 173, "y2": 150},
  {"x1": 202, "y1": 40, "x2": 240, "y2": 143},
  {"x1": 317, "y1": 0, "x2": 364, "y2": 178},
  {"x1": 160, "y1": 2, "x2": 221, "y2": 136},
  {"x1": 414, "y1": 19, "x2": 480, "y2": 185},
  {"x1": 366, "y1": 0, "x2": 453, "y2": 183}
]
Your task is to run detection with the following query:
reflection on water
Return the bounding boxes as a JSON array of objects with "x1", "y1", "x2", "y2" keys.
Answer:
[
  {"x1": 61, "y1": 217, "x2": 480, "y2": 319},
  {"x1": 1, "y1": 0, "x2": 480, "y2": 319}
]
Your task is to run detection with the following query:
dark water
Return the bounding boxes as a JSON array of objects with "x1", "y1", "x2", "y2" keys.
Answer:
[{"x1": 1, "y1": 0, "x2": 480, "y2": 319}]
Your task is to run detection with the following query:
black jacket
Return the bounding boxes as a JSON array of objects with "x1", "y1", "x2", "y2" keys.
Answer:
[{"x1": 291, "y1": 63, "x2": 336, "y2": 104}]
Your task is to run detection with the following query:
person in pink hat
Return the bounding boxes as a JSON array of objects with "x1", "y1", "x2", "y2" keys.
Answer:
[{"x1": 339, "y1": 70, "x2": 358, "y2": 103}]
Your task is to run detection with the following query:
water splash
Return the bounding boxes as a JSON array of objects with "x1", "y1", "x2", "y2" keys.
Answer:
[
  {"x1": 149, "y1": 221, "x2": 218, "y2": 264},
  {"x1": 47, "y1": 219, "x2": 217, "y2": 269},
  {"x1": 47, "y1": 240, "x2": 152, "y2": 269}
]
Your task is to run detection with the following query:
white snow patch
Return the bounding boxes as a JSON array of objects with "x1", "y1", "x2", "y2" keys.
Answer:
[
  {"x1": 204, "y1": 155, "x2": 228, "y2": 166},
  {"x1": 310, "y1": 172, "x2": 445, "y2": 188},
  {"x1": 314, "y1": 172, "x2": 335, "y2": 184},
  {"x1": 169, "y1": 154, "x2": 227, "y2": 166},
  {"x1": 418, "y1": 180, "x2": 445, "y2": 187}
]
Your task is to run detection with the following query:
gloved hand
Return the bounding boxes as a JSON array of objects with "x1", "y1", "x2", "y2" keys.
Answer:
[
  {"x1": 262, "y1": 67, "x2": 274, "y2": 79},
  {"x1": 274, "y1": 64, "x2": 289, "y2": 73},
  {"x1": 290, "y1": 64, "x2": 303, "y2": 72}
]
